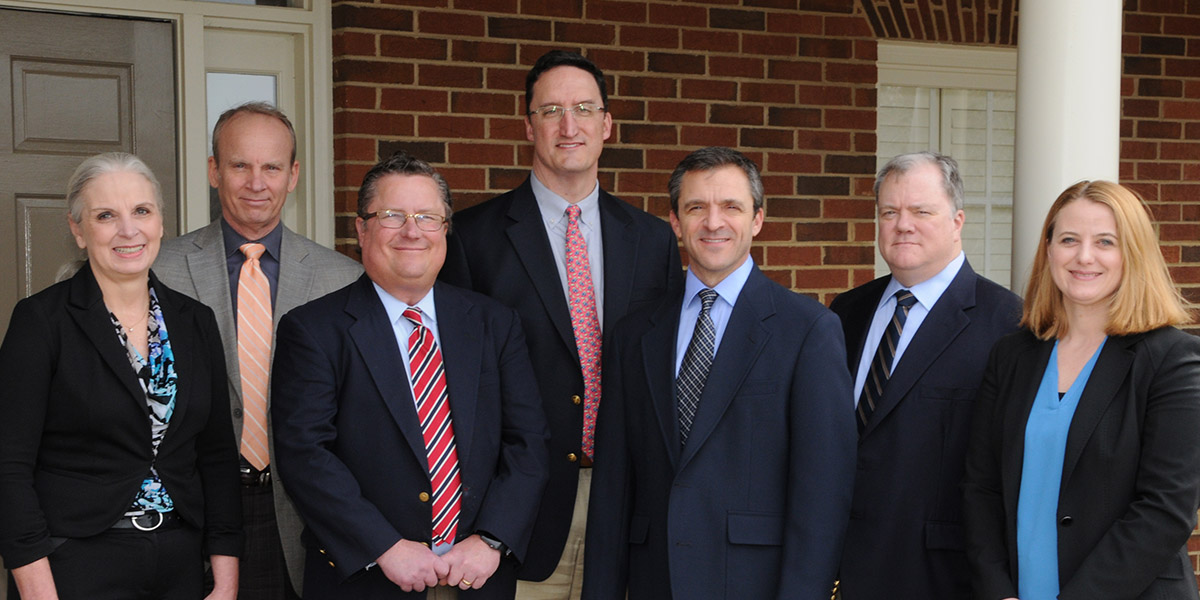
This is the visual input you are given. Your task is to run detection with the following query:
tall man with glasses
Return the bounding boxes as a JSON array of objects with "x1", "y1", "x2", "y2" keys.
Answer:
[
  {"x1": 582, "y1": 147, "x2": 856, "y2": 600},
  {"x1": 441, "y1": 50, "x2": 682, "y2": 600},
  {"x1": 271, "y1": 152, "x2": 549, "y2": 599},
  {"x1": 154, "y1": 102, "x2": 363, "y2": 600},
  {"x1": 831, "y1": 151, "x2": 1020, "y2": 599}
]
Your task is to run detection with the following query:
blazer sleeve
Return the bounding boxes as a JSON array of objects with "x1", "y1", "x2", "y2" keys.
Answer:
[
  {"x1": 776, "y1": 309, "x2": 857, "y2": 599},
  {"x1": 962, "y1": 339, "x2": 1021, "y2": 600},
  {"x1": 1059, "y1": 331, "x2": 1200, "y2": 600},
  {"x1": 191, "y1": 303, "x2": 244, "y2": 557},
  {"x1": 270, "y1": 311, "x2": 404, "y2": 579},
  {"x1": 468, "y1": 307, "x2": 550, "y2": 561},
  {"x1": 0, "y1": 298, "x2": 58, "y2": 568}
]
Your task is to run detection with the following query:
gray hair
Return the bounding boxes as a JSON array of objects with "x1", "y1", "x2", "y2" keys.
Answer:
[
  {"x1": 874, "y1": 151, "x2": 964, "y2": 211},
  {"x1": 668, "y1": 146, "x2": 764, "y2": 214},
  {"x1": 357, "y1": 151, "x2": 453, "y2": 222},
  {"x1": 67, "y1": 152, "x2": 163, "y2": 224}
]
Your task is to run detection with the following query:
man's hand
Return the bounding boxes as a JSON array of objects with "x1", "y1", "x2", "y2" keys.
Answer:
[
  {"x1": 377, "y1": 539, "x2": 449, "y2": 592},
  {"x1": 440, "y1": 534, "x2": 501, "y2": 590}
]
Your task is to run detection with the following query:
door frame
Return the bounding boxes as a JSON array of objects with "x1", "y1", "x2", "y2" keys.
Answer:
[{"x1": 0, "y1": 0, "x2": 336, "y2": 246}]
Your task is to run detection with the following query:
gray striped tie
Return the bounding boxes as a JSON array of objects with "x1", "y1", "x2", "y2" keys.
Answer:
[
  {"x1": 857, "y1": 289, "x2": 917, "y2": 433},
  {"x1": 677, "y1": 288, "x2": 718, "y2": 446}
]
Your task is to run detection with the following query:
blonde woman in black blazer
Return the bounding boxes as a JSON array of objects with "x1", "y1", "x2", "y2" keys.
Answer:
[
  {"x1": 963, "y1": 180, "x2": 1200, "y2": 600},
  {"x1": 0, "y1": 153, "x2": 242, "y2": 599}
]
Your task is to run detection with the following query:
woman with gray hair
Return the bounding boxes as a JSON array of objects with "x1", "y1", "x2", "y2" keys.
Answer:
[{"x1": 0, "y1": 153, "x2": 242, "y2": 599}]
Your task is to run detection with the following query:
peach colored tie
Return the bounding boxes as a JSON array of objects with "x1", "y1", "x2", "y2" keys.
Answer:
[{"x1": 238, "y1": 243, "x2": 272, "y2": 470}]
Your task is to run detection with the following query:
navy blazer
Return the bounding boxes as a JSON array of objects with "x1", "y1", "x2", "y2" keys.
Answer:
[
  {"x1": 270, "y1": 276, "x2": 549, "y2": 599},
  {"x1": 964, "y1": 327, "x2": 1200, "y2": 600},
  {"x1": 582, "y1": 266, "x2": 857, "y2": 600},
  {"x1": 440, "y1": 178, "x2": 682, "y2": 580},
  {"x1": 830, "y1": 261, "x2": 1020, "y2": 599},
  {"x1": 0, "y1": 264, "x2": 243, "y2": 569}
]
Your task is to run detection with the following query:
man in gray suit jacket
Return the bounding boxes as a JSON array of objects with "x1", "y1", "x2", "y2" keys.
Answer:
[{"x1": 154, "y1": 103, "x2": 362, "y2": 600}]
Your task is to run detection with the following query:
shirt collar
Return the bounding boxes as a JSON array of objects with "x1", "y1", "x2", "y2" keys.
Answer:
[
  {"x1": 531, "y1": 172, "x2": 601, "y2": 228},
  {"x1": 373, "y1": 282, "x2": 438, "y2": 329},
  {"x1": 221, "y1": 218, "x2": 283, "y2": 262},
  {"x1": 682, "y1": 256, "x2": 755, "y2": 309},
  {"x1": 882, "y1": 251, "x2": 965, "y2": 310}
]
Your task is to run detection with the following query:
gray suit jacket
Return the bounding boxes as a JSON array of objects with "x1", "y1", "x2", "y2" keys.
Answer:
[{"x1": 153, "y1": 220, "x2": 363, "y2": 592}]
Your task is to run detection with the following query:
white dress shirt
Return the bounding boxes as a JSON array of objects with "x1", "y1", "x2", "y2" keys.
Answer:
[{"x1": 531, "y1": 172, "x2": 605, "y2": 325}]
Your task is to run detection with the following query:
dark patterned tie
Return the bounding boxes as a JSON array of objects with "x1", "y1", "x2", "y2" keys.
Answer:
[
  {"x1": 857, "y1": 289, "x2": 917, "y2": 433},
  {"x1": 676, "y1": 288, "x2": 718, "y2": 446},
  {"x1": 403, "y1": 307, "x2": 462, "y2": 546}
]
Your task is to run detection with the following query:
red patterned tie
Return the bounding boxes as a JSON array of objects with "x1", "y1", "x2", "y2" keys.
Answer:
[
  {"x1": 566, "y1": 205, "x2": 602, "y2": 458},
  {"x1": 403, "y1": 307, "x2": 462, "y2": 546},
  {"x1": 237, "y1": 243, "x2": 272, "y2": 471}
]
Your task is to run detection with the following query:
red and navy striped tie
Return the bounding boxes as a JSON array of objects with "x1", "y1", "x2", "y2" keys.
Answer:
[{"x1": 403, "y1": 307, "x2": 462, "y2": 546}]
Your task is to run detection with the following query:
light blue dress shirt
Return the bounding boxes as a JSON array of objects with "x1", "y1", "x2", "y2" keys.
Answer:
[
  {"x1": 371, "y1": 283, "x2": 454, "y2": 556},
  {"x1": 852, "y1": 252, "x2": 965, "y2": 406},
  {"x1": 674, "y1": 258, "x2": 754, "y2": 376}
]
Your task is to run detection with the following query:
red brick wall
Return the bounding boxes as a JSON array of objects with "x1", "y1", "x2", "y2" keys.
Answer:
[{"x1": 331, "y1": 0, "x2": 1200, "y2": 588}]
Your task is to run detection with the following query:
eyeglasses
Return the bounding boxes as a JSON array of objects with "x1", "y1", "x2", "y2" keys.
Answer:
[
  {"x1": 360, "y1": 210, "x2": 447, "y2": 231},
  {"x1": 528, "y1": 102, "x2": 606, "y2": 120}
]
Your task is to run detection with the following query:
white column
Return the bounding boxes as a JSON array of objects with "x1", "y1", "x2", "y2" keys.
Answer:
[{"x1": 1011, "y1": 0, "x2": 1123, "y2": 293}]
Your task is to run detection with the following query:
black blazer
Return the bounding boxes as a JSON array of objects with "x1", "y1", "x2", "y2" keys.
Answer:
[
  {"x1": 830, "y1": 261, "x2": 1021, "y2": 599},
  {"x1": 0, "y1": 264, "x2": 243, "y2": 569},
  {"x1": 440, "y1": 178, "x2": 682, "y2": 580},
  {"x1": 270, "y1": 277, "x2": 549, "y2": 599},
  {"x1": 583, "y1": 266, "x2": 857, "y2": 600},
  {"x1": 964, "y1": 327, "x2": 1200, "y2": 600}
]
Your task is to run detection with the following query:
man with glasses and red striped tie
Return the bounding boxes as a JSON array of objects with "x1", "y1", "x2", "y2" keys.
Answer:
[
  {"x1": 830, "y1": 151, "x2": 1020, "y2": 600},
  {"x1": 270, "y1": 151, "x2": 549, "y2": 600}
]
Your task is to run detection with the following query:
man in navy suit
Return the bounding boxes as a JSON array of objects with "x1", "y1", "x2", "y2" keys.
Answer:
[
  {"x1": 270, "y1": 152, "x2": 549, "y2": 599},
  {"x1": 582, "y1": 147, "x2": 856, "y2": 600},
  {"x1": 440, "y1": 50, "x2": 681, "y2": 599},
  {"x1": 831, "y1": 151, "x2": 1021, "y2": 599}
]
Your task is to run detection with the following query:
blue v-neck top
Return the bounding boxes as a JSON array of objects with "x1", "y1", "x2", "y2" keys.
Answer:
[{"x1": 1016, "y1": 338, "x2": 1107, "y2": 600}]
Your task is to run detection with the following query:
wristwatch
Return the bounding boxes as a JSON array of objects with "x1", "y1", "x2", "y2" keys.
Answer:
[{"x1": 477, "y1": 531, "x2": 510, "y2": 557}]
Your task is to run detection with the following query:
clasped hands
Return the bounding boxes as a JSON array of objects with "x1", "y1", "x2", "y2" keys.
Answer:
[{"x1": 377, "y1": 535, "x2": 501, "y2": 592}]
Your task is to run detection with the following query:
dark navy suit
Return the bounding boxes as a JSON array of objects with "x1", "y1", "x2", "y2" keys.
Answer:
[
  {"x1": 583, "y1": 265, "x2": 856, "y2": 600},
  {"x1": 270, "y1": 276, "x2": 549, "y2": 599},
  {"x1": 830, "y1": 260, "x2": 1020, "y2": 600}
]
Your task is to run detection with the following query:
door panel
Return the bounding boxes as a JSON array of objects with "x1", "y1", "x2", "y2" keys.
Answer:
[{"x1": 0, "y1": 7, "x2": 176, "y2": 337}]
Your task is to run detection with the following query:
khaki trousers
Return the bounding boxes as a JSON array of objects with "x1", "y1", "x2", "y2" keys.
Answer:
[{"x1": 516, "y1": 469, "x2": 592, "y2": 600}]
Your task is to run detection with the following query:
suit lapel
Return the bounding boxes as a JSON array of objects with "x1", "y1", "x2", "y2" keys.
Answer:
[
  {"x1": 839, "y1": 278, "x2": 888, "y2": 372},
  {"x1": 504, "y1": 182, "x2": 578, "y2": 359},
  {"x1": 346, "y1": 277, "x2": 430, "y2": 471},
  {"x1": 599, "y1": 192, "x2": 636, "y2": 333},
  {"x1": 1061, "y1": 335, "x2": 1136, "y2": 485},
  {"x1": 1002, "y1": 338, "x2": 1053, "y2": 509},
  {"x1": 433, "y1": 283, "x2": 480, "y2": 467},
  {"x1": 275, "y1": 227, "x2": 315, "y2": 327},
  {"x1": 183, "y1": 223, "x2": 240, "y2": 398},
  {"x1": 641, "y1": 295, "x2": 684, "y2": 468},
  {"x1": 679, "y1": 268, "x2": 772, "y2": 469},
  {"x1": 66, "y1": 265, "x2": 146, "y2": 409},
  {"x1": 862, "y1": 264, "x2": 976, "y2": 437}
]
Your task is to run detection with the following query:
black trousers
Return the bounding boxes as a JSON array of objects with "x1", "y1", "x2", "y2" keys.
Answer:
[
  {"x1": 8, "y1": 524, "x2": 203, "y2": 600},
  {"x1": 235, "y1": 483, "x2": 300, "y2": 600}
]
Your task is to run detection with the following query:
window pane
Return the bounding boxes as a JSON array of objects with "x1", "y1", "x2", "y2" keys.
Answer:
[{"x1": 192, "y1": 0, "x2": 297, "y2": 6}]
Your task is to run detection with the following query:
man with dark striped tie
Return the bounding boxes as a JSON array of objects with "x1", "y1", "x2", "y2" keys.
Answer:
[
  {"x1": 270, "y1": 151, "x2": 549, "y2": 599},
  {"x1": 830, "y1": 151, "x2": 1020, "y2": 600}
]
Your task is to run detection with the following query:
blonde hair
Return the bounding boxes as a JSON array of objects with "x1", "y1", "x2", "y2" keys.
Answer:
[{"x1": 1022, "y1": 180, "x2": 1191, "y2": 339}]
